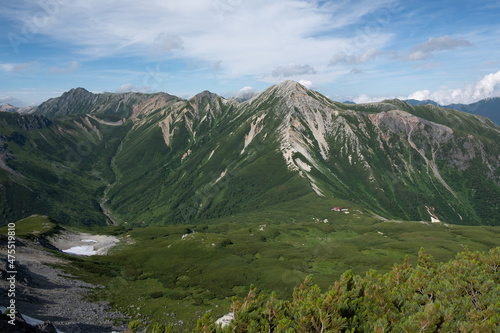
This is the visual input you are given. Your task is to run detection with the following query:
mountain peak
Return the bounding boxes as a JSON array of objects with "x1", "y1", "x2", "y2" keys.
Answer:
[
  {"x1": 0, "y1": 103, "x2": 16, "y2": 111},
  {"x1": 58, "y1": 87, "x2": 95, "y2": 102},
  {"x1": 192, "y1": 90, "x2": 221, "y2": 101},
  {"x1": 64, "y1": 87, "x2": 93, "y2": 97},
  {"x1": 256, "y1": 80, "x2": 310, "y2": 103},
  {"x1": 69, "y1": 87, "x2": 91, "y2": 93},
  {"x1": 274, "y1": 80, "x2": 308, "y2": 92}
]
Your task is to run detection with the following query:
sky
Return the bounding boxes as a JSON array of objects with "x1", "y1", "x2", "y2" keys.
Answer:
[{"x1": 1, "y1": 0, "x2": 500, "y2": 107}]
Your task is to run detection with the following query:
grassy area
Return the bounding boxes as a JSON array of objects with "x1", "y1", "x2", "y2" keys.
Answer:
[
  {"x1": 3, "y1": 194, "x2": 499, "y2": 331},
  {"x1": 0, "y1": 214, "x2": 58, "y2": 238},
  {"x1": 59, "y1": 198, "x2": 500, "y2": 331}
]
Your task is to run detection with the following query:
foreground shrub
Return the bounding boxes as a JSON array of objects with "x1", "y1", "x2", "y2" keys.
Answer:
[{"x1": 194, "y1": 247, "x2": 500, "y2": 332}]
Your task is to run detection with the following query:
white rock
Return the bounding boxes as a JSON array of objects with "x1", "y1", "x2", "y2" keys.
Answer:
[{"x1": 216, "y1": 312, "x2": 234, "y2": 328}]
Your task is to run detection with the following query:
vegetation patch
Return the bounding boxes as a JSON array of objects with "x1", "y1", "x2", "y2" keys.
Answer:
[{"x1": 60, "y1": 210, "x2": 500, "y2": 331}]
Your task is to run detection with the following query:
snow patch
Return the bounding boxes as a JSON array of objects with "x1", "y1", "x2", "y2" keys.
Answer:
[
  {"x1": 426, "y1": 206, "x2": 442, "y2": 223},
  {"x1": 52, "y1": 233, "x2": 119, "y2": 256},
  {"x1": 63, "y1": 245, "x2": 97, "y2": 256}
]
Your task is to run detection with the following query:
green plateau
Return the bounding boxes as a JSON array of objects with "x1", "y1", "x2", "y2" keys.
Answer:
[{"x1": 4, "y1": 212, "x2": 500, "y2": 331}]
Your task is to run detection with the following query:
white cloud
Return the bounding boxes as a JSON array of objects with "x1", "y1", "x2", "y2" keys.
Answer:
[
  {"x1": 154, "y1": 33, "x2": 184, "y2": 55},
  {"x1": 329, "y1": 48, "x2": 384, "y2": 66},
  {"x1": 330, "y1": 36, "x2": 471, "y2": 67},
  {"x1": 48, "y1": 61, "x2": 80, "y2": 74},
  {"x1": 222, "y1": 86, "x2": 259, "y2": 100},
  {"x1": 408, "y1": 70, "x2": 500, "y2": 105},
  {"x1": 238, "y1": 86, "x2": 256, "y2": 94},
  {"x1": 352, "y1": 70, "x2": 500, "y2": 105},
  {"x1": 413, "y1": 61, "x2": 441, "y2": 70},
  {"x1": 405, "y1": 35, "x2": 471, "y2": 61},
  {"x1": 0, "y1": 96, "x2": 25, "y2": 107},
  {"x1": 7, "y1": 0, "x2": 395, "y2": 82},
  {"x1": 1, "y1": 61, "x2": 37, "y2": 73},
  {"x1": 272, "y1": 63, "x2": 316, "y2": 77},
  {"x1": 353, "y1": 93, "x2": 393, "y2": 104},
  {"x1": 298, "y1": 80, "x2": 313, "y2": 88},
  {"x1": 115, "y1": 83, "x2": 153, "y2": 93},
  {"x1": 235, "y1": 86, "x2": 260, "y2": 100}
]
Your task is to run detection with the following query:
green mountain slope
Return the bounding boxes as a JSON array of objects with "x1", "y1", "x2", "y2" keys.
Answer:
[
  {"x1": 1, "y1": 81, "x2": 499, "y2": 227},
  {"x1": 104, "y1": 81, "x2": 500, "y2": 225},
  {"x1": 0, "y1": 112, "x2": 132, "y2": 226}
]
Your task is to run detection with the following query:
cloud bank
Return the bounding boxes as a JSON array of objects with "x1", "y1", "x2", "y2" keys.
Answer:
[
  {"x1": 272, "y1": 64, "x2": 316, "y2": 78},
  {"x1": 354, "y1": 70, "x2": 500, "y2": 105},
  {"x1": 408, "y1": 70, "x2": 500, "y2": 105},
  {"x1": 0, "y1": 96, "x2": 25, "y2": 107},
  {"x1": 329, "y1": 48, "x2": 384, "y2": 66},
  {"x1": 4, "y1": 0, "x2": 397, "y2": 82}
]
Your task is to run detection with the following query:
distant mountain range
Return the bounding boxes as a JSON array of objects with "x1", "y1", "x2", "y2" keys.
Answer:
[
  {"x1": 0, "y1": 103, "x2": 35, "y2": 114},
  {"x1": 405, "y1": 98, "x2": 500, "y2": 125},
  {"x1": 3, "y1": 91, "x2": 499, "y2": 125},
  {"x1": 0, "y1": 82, "x2": 499, "y2": 227},
  {"x1": 404, "y1": 99, "x2": 440, "y2": 107}
]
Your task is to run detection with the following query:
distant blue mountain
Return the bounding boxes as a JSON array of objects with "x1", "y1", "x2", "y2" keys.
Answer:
[
  {"x1": 404, "y1": 99, "x2": 440, "y2": 106},
  {"x1": 444, "y1": 98, "x2": 500, "y2": 125},
  {"x1": 404, "y1": 97, "x2": 499, "y2": 125}
]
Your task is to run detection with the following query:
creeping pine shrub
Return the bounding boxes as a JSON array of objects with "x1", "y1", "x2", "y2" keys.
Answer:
[
  {"x1": 126, "y1": 319, "x2": 142, "y2": 333},
  {"x1": 147, "y1": 291, "x2": 165, "y2": 299},
  {"x1": 149, "y1": 322, "x2": 174, "y2": 333},
  {"x1": 192, "y1": 247, "x2": 500, "y2": 332}
]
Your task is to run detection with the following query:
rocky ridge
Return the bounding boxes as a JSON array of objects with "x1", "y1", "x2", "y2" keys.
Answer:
[{"x1": 0, "y1": 81, "x2": 499, "y2": 226}]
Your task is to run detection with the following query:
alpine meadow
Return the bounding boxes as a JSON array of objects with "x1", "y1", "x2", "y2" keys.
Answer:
[{"x1": 1, "y1": 80, "x2": 499, "y2": 332}]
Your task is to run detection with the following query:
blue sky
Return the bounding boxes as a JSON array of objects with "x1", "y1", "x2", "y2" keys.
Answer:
[{"x1": 1, "y1": 0, "x2": 500, "y2": 106}]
